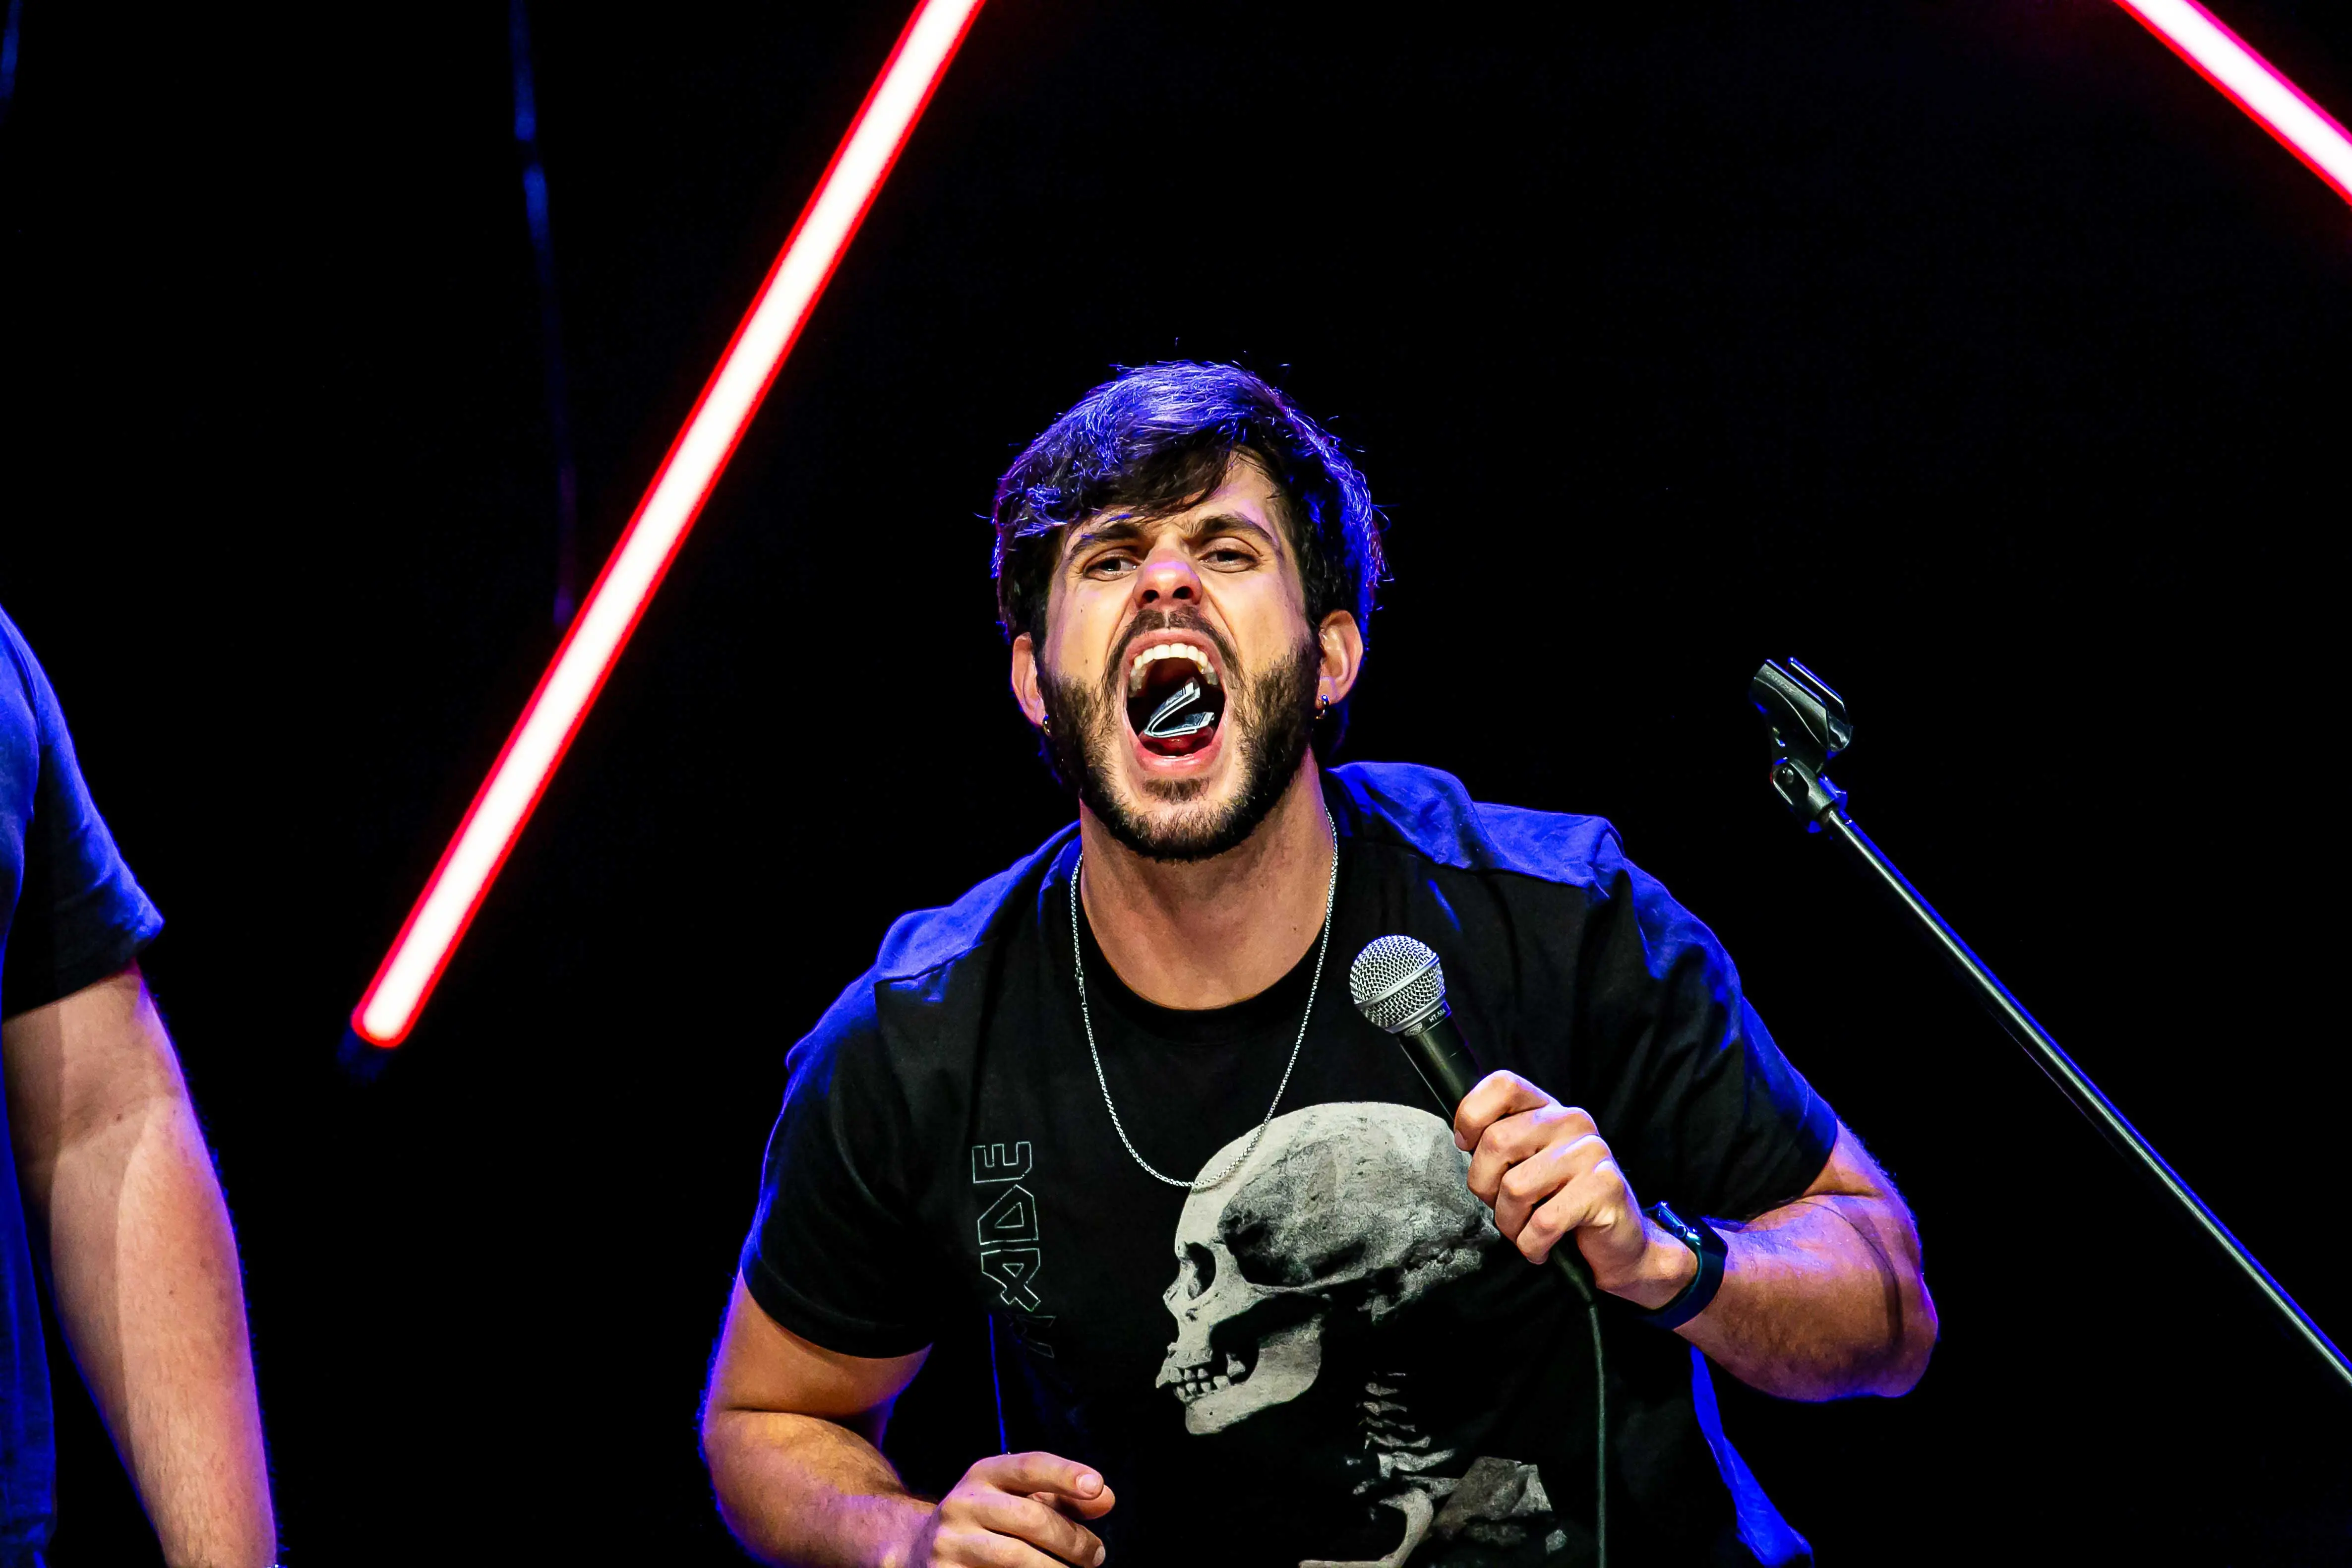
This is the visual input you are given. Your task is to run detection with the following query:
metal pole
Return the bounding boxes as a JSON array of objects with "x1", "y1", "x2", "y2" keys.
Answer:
[{"x1": 1822, "y1": 807, "x2": 2352, "y2": 1394}]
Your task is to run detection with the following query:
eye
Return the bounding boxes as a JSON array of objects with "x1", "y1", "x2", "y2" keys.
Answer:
[
  {"x1": 1180, "y1": 1242, "x2": 1218, "y2": 1299},
  {"x1": 1203, "y1": 545, "x2": 1256, "y2": 568},
  {"x1": 1082, "y1": 552, "x2": 1138, "y2": 579}
]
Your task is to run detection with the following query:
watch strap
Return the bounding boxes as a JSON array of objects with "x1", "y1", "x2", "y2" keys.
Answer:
[{"x1": 1637, "y1": 1200, "x2": 1727, "y2": 1331}]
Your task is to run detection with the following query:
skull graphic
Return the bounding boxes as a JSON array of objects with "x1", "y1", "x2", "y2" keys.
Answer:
[{"x1": 1154, "y1": 1102, "x2": 1496, "y2": 1435}]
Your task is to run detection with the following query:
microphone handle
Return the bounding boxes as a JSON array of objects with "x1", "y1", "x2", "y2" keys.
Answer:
[{"x1": 1398, "y1": 1006, "x2": 1597, "y2": 1307}]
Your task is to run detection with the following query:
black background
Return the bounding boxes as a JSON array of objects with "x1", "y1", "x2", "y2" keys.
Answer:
[{"x1": 4, "y1": 0, "x2": 2350, "y2": 1562}]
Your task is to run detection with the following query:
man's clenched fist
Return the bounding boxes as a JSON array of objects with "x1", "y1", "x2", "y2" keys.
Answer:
[{"x1": 1452, "y1": 1070, "x2": 1695, "y2": 1311}]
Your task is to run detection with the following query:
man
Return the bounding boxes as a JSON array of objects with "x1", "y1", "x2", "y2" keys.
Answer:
[
  {"x1": 1, "y1": 609, "x2": 275, "y2": 1568},
  {"x1": 704, "y1": 363, "x2": 1935, "y2": 1567}
]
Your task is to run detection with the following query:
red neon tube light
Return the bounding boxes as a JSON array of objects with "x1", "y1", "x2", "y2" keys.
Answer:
[
  {"x1": 354, "y1": 0, "x2": 987, "y2": 1047},
  {"x1": 2115, "y1": 0, "x2": 2352, "y2": 205}
]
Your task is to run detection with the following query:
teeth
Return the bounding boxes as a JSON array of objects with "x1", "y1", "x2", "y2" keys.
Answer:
[
  {"x1": 1166, "y1": 1354, "x2": 1247, "y2": 1403},
  {"x1": 1128, "y1": 642, "x2": 1218, "y2": 692}
]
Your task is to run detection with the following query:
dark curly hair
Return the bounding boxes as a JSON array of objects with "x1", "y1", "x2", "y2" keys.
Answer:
[{"x1": 990, "y1": 364, "x2": 1387, "y2": 678}]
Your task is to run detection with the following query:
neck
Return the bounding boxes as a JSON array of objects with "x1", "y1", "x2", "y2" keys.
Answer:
[{"x1": 1078, "y1": 756, "x2": 1333, "y2": 1011}]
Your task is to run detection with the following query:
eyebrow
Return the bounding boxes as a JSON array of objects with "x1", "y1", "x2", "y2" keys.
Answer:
[{"x1": 1066, "y1": 509, "x2": 1282, "y2": 559}]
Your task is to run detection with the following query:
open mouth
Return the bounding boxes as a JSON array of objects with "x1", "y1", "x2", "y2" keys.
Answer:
[{"x1": 1125, "y1": 641, "x2": 1225, "y2": 757}]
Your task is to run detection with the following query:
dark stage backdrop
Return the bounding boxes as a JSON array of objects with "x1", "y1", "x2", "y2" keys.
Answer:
[{"x1": 3, "y1": 1, "x2": 2349, "y2": 1563}]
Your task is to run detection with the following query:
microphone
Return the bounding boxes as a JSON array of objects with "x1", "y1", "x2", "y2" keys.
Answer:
[{"x1": 1350, "y1": 935, "x2": 1596, "y2": 1306}]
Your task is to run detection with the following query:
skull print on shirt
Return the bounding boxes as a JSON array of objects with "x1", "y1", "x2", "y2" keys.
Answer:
[{"x1": 1155, "y1": 1103, "x2": 1573, "y2": 1567}]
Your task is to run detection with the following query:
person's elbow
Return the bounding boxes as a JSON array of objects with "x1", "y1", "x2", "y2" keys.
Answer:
[
  {"x1": 698, "y1": 1387, "x2": 749, "y2": 1476},
  {"x1": 698, "y1": 1396, "x2": 763, "y2": 1538},
  {"x1": 1865, "y1": 1268, "x2": 1939, "y2": 1397}
]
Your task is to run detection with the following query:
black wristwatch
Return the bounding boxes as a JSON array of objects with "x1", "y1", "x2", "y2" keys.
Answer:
[{"x1": 1637, "y1": 1201, "x2": 1728, "y2": 1331}]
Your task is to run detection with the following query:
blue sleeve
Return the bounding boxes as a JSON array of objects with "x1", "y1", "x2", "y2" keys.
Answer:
[{"x1": 0, "y1": 610, "x2": 164, "y2": 1019}]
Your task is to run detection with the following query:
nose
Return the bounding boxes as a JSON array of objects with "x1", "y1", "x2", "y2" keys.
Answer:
[{"x1": 1136, "y1": 545, "x2": 1201, "y2": 608}]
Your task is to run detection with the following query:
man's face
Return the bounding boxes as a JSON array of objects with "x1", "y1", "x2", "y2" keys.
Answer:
[{"x1": 1012, "y1": 459, "x2": 1358, "y2": 862}]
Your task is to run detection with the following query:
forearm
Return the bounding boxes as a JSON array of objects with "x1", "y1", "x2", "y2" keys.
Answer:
[
  {"x1": 705, "y1": 1405, "x2": 933, "y2": 1568},
  {"x1": 1677, "y1": 1193, "x2": 1937, "y2": 1400},
  {"x1": 43, "y1": 1086, "x2": 274, "y2": 1567}
]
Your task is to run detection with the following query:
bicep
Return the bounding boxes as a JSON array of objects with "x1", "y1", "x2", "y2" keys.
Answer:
[
  {"x1": 1801, "y1": 1121, "x2": 1899, "y2": 1204},
  {"x1": 706, "y1": 1274, "x2": 928, "y2": 1443},
  {"x1": 1774, "y1": 1119, "x2": 1927, "y2": 1270},
  {"x1": 2, "y1": 964, "x2": 181, "y2": 1200}
]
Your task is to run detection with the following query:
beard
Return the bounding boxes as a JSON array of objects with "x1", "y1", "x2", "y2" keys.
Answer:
[{"x1": 1038, "y1": 613, "x2": 1321, "y2": 864}]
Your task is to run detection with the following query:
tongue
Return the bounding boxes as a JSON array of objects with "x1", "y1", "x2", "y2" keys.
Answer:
[{"x1": 1130, "y1": 666, "x2": 1224, "y2": 756}]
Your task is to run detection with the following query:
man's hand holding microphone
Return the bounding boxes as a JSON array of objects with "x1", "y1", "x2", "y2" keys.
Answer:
[{"x1": 1451, "y1": 1070, "x2": 1699, "y2": 1312}]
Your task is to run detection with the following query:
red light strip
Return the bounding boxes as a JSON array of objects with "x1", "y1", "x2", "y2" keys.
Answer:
[
  {"x1": 354, "y1": 0, "x2": 987, "y2": 1047},
  {"x1": 2115, "y1": 0, "x2": 2352, "y2": 204}
]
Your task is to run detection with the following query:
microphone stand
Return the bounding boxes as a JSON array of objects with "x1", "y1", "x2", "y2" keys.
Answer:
[{"x1": 1750, "y1": 659, "x2": 2352, "y2": 1395}]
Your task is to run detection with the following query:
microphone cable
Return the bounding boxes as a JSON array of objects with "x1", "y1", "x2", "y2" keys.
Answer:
[
  {"x1": 1576, "y1": 1288, "x2": 1607, "y2": 1568},
  {"x1": 1350, "y1": 932, "x2": 1609, "y2": 1566}
]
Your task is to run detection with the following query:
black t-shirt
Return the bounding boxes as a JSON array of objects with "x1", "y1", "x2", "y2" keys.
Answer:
[
  {"x1": 742, "y1": 763, "x2": 1834, "y2": 1567},
  {"x1": 0, "y1": 607, "x2": 164, "y2": 1566}
]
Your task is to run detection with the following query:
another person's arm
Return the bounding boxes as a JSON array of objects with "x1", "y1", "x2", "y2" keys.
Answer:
[
  {"x1": 2, "y1": 963, "x2": 275, "y2": 1567},
  {"x1": 1457, "y1": 1075, "x2": 1936, "y2": 1400},
  {"x1": 703, "y1": 1275, "x2": 1112, "y2": 1567}
]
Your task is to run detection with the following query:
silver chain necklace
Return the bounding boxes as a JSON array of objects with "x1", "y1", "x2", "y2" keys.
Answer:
[{"x1": 1069, "y1": 817, "x2": 1338, "y2": 1191}]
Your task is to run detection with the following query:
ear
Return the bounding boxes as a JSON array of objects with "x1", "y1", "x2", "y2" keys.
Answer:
[
  {"x1": 1010, "y1": 632, "x2": 1048, "y2": 727},
  {"x1": 1315, "y1": 612, "x2": 1365, "y2": 709}
]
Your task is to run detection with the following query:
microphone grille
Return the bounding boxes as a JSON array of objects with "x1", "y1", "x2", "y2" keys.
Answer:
[{"x1": 1349, "y1": 935, "x2": 1446, "y2": 1034}]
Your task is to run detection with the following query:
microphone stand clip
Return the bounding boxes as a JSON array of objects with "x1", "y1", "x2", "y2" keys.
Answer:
[{"x1": 1751, "y1": 655, "x2": 1851, "y2": 830}]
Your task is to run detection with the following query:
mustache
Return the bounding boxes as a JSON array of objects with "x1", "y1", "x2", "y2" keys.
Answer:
[{"x1": 1104, "y1": 607, "x2": 1238, "y2": 690}]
